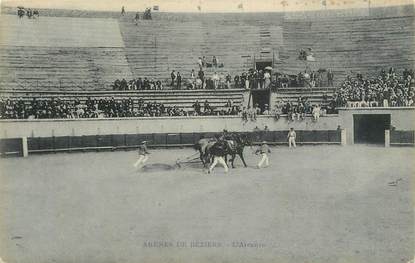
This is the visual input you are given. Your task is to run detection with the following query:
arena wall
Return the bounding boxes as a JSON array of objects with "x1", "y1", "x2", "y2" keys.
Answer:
[
  {"x1": 338, "y1": 107, "x2": 415, "y2": 145},
  {"x1": 0, "y1": 115, "x2": 340, "y2": 138},
  {"x1": 1, "y1": 109, "x2": 414, "y2": 156},
  {"x1": 0, "y1": 115, "x2": 343, "y2": 156}
]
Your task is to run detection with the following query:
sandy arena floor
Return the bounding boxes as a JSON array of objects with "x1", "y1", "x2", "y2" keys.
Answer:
[{"x1": 0, "y1": 145, "x2": 414, "y2": 263}]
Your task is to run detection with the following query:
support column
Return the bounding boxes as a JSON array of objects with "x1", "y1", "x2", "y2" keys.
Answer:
[
  {"x1": 385, "y1": 130, "x2": 390, "y2": 148},
  {"x1": 341, "y1": 129, "x2": 347, "y2": 146},
  {"x1": 22, "y1": 137, "x2": 28, "y2": 157}
]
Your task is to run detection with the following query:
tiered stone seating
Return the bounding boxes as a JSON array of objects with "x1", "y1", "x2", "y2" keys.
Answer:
[
  {"x1": 281, "y1": 14, "x2": 414, "y2": 86},
  {"x1": 274, "y1": 87, "x2": 336, "y2": 106},
  {"x1": 0, "y1": 4, "x2": 413, "y2": 94},
  {"x1": 0, "y1": 15, "x2": 132, "y2": 91},
  {"x1": 0, "y1": 46, "x2": 131, "y2": 91},
  {"x1": 0, "y1": 89, "x2": 246, "y2": 112},
  {"x1": 118, "y1": 17, "x2": 283, "y2": 84}
]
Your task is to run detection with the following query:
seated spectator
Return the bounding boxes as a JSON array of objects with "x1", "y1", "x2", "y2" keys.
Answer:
[
  {"x1": 262, "y1": 104, "x2": 270, "y2": 115},
  {"x1": 192, "y1": 100, "x2": 201, "y2": 115},
  {"x1": 312, "y1": 104, "x2": 320, "y2": 121}
]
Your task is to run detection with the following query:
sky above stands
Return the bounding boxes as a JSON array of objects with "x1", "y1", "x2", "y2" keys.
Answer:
[{"x1": 1, "y1": 0, "x2": 413, "y2": 12}]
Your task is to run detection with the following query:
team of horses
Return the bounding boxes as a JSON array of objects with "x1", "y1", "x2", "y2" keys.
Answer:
[{"x1": 194, "y1": 133, "x2": 252, "y2": 168}]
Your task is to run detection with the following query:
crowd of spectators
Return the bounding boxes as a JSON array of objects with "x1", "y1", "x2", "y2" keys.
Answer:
[
  {"x1": 331, "y1": 68, "x2": 415, "y2": 108},
  {"x1": 112, "y1": 78, "x2": 163, "y2": 90},
  {"x1": 17, "y1": 7, "x2": 39, "y2": 19},
  {"x1": 0, "y1": 97, "x2": 173, "y2": 119},
  {"x1": 275, "y1": 97, "x2": 328, "y2": 122},
  {"x1": 0, "y1": 97, "x2": 244, "y2": 119},
  {"x1": 191, "y1": 99, "x2": 241, "y2": 116},
  {"x1": 273, "y1": 69, "x2": 334, "y2": 89}
]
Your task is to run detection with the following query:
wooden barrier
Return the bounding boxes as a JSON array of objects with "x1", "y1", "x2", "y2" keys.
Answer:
[{"x1": 0, "y1": 130, "x2": 342, "y2": 157}]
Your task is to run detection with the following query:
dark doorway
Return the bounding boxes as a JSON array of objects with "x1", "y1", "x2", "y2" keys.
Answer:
[
  {"x1": 255, "y1": 61, "x2": 272, "y2": 71},
  {"x1": 251, "y1": 89, "x2": 270, "y2": 113},
  {"x1": 353, "y1": 114, "x2": 390, "y2": 144}
]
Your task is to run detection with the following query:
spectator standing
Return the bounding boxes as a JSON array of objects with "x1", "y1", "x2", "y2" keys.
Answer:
[
  {"x1": 198, "y1": 69, "x2": 205, "y2": 88},
  {"x1": 212, "y1": 72, "x2": 219, "y2": 89},
  {"x1": 121, "y1": 6, "x2": 126, "y2": 15},
  {"x1": 212, "y1": 56, "x2": 218, "y2": 68},
  {"x1": 245, "y1": 73, "x2": 250, "y2": 90},
  {"x1": 135, "y1": 12, "x2": 140, "y2": 25},
  {"x1": 176, "y1": 72, "x2": 182, "y2": 89},
  {"x1": 264, "y1": 70, "x2": 271, "y2": 89},
  {"x1": 197, "y1": 57, "x2": 203, "y2": 69},
  {"x1": 170, "y1": 70, "x2": 176, "y2": 88},
  {"x1": 327, "y1": 69, "x2": 334, "y2": 86},
  {"x1": 225, "y1": 74, "x2": 232, "y2": 89}
]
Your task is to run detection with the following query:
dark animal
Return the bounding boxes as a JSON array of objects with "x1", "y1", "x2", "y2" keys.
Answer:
[{"x1": 194, "y1": 133, "x2": 251, "y2": 168}]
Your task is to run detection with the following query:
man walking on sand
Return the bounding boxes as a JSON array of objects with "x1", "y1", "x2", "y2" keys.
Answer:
[
  {"x1": 256, "y1": 141, "x2": 271, "y2": 168},
  {"x1": 133, "y1": 141, "x2": 150, "y2": 170}
]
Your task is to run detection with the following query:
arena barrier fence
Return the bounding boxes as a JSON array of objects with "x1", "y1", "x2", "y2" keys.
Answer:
[
  {"x1": 390, "y1": 130, "x2": 415, "y2": 146},
  {"x1": 2, "y1": 130, "x2": 413, "y2": 157},
  {"x1": 0, "y1": 130, "x2": 344, "y2": 157}
]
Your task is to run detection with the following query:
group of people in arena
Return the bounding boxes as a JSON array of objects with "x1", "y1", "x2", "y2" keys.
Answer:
[
  {"x1": 331, "y1": 68, "x2": 415, "y2": 108},
  {"x1": 17, "y1": 7, "x2": 39, "y2": 19}
]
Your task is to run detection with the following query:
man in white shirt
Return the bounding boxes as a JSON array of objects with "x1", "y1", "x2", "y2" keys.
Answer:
[
  {"x1": 256, "y1": 141, "x2": 271, "y2": 168},
  {"x1": 133, "y1": 141, "x2": 150, "y2": 170},
  {"x1": 287, "y1": 128, "x2": 296, "y2": 148}
]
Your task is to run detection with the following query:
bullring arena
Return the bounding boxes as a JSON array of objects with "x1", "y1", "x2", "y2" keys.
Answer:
[{"x1": 0, "y1": 1, "x2": 414, "y2": 263}]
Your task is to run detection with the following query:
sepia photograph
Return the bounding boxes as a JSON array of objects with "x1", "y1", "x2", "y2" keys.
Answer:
[{"x1": 0, "y1": 0, "x2": 414, "y2": 262}]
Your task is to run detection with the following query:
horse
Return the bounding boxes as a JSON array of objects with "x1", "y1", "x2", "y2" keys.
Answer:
[
  {"x1": 225, "y1": 133, "x2": 251, "y2": 168},
  {"x1": 193, "y1": 137, "x2": 216, "y2": 167},
  {"x1": 194, "y1": 133, "x2": 251, "y2": 168}
]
